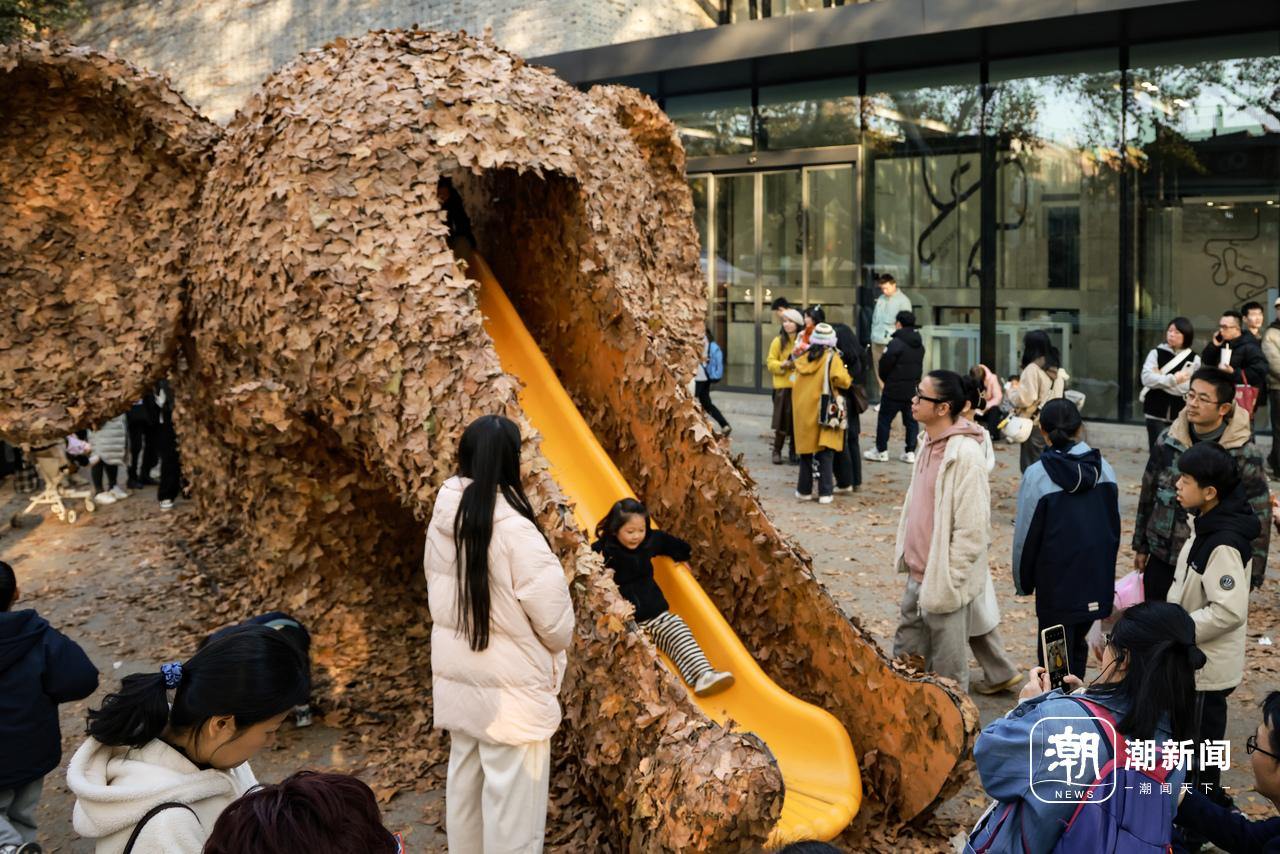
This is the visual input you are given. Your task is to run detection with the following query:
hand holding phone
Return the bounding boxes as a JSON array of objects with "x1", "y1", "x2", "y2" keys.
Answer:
[{"x1": 1041, "y1": 624, "x2": 1070, "y2": 691}]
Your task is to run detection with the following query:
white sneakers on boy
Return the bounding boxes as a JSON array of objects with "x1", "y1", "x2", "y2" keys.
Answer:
[
  {"x1": 694, "y1": 670, "x2": 735, "y2": 697},
  {"x1": 862, "y1": 448, "x2": 888, "y2": 462},
  {"x1": 110, "y1": 484, "x2": 129, "y2": 500},
  {"x1": 817, "y1": 495, "x2": 834, "y2": 505},
  {"x1": 900, "y1": 451, "x2": 916, "y2": 464},
  {"x1": 94, "y1": 491, "x2": 117, "y2": 505},
  {"x1": 794, "y1": 491, "x2": 814, "y2": 501},
  {"x1": 160, "y1": 499, "x2": 175, "y2": 511}
]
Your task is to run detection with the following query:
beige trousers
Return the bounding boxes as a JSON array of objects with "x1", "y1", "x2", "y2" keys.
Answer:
[
  {"x1": 446, "y1": 732, "x2": 551, "y2": 854},
  {"x1": 871, "y1": 342, "x2": 887, "y2": 392}
]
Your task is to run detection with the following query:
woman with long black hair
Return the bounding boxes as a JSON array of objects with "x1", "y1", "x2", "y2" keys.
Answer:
[
  {"x1": 967, "y1": 601, "x2": 1204, "y2": 852},
  {"x1": 424, "y1": 415, "x2": 574, "y2": 854},
  {"x1": 1011, "y1": 330, "x2": 1069, "y2": 472},
  {"x1": 67, "y1": 626, "x2": 310, "y2": 853}
]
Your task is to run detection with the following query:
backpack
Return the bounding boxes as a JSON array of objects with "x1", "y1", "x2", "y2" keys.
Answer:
[
  {"x1": 705, "y1": 341, "x2": 725, "y2": 382},
  {"x1": 1050, "y1": 698, "x2": 1175, "y2": 854},
  {"x1": 968, "y1": 698, "x2": 1175, "y2": 854}
]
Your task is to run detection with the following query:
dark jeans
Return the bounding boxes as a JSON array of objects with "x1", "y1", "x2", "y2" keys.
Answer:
[
  {"x1": 834, "y1": 391, "x2": 862, "y2": 488},
  {"x1": 1269, "y1": 390, "x2": 1280, "y2": 475},
  {"x1": 798, "y1": 449, "x2": 835, "y2": 498},
  {"x1": 91, "y1": 462, "x2": 118, "y2": 494},
  {"x1": 1035, "y1": 616, "x2": 1091, "y2": 681},
  {"x1": 156, "y1": 424, "x2": 182, "y2": 502},
  {"x1": 875, "y1": 397, "x2": 917, "y2": 453},
  {"x1": 127, "y1": 408, "x2": 157, "y2": 483},
  {"x1": 695, "y1": 380, "x2": 729, "y2": 430},
  {"x1": 1192, "y1": 687, "x2": 1235, "y2": 804},
  {"x1": 1143, "y1": 554, "x2": 1177, "y2": 602}
]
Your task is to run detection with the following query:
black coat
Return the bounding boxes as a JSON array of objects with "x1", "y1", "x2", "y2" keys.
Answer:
[
  {"x1": 0, "y1": 609, "x2": 98, "y2": 789},
  {"x1": 878, "y1": 327, "x2": 925, "y2": 402},
  {"x1": 832, "y1": 322, "x2": 862, "y2": 379},
  {"x1": 1202, "y1": 331, "x2": 1268, "y2": 394},
  {"x1": 592, "y1": 530, "x2": 691, "y2": 623}
]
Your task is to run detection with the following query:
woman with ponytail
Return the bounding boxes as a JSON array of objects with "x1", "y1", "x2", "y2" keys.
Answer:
[
  {"x1": 967, "y1": 601, "x2": 1204, "y2": 853},
  {"x1": 67, "y1": 626, "x2": 309, "y2": 853},
  {"x1": 1012, "y1": 398, "x2": 1121, "y2": 681},
  {"x1": 424, "y1": 414, "x2": 574, "y2": 853}
]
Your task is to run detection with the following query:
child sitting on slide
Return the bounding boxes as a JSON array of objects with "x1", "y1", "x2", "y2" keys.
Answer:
[{"x1": 593, "y1": 498, "x2": 734, "y2": 697}]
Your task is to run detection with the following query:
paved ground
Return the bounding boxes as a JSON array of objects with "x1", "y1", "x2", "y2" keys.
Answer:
[{"x1": 3, "y1": 390, "x2": 1278, "y2": 851}]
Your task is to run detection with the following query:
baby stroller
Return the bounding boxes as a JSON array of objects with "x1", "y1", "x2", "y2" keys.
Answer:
[{"x1": 21, "y1": 444, "x2": 96, "y2": 524}]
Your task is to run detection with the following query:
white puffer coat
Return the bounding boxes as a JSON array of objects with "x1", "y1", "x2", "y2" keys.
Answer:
[
  {"x1": 425, "y1": 476, "x2": 574, "y2": 745},
  {"x1": 88, "y1": 415, "x2": 128, "y2": 467}
]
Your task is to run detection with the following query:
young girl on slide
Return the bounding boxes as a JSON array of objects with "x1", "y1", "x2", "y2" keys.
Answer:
[{"x1": 593, "y1": 498, "x2": 734, "y2": 697}]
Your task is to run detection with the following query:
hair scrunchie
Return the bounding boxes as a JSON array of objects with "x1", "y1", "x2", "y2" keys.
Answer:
[{"x1": 161, "y1": 661, "x2": 184, "y2": 689}]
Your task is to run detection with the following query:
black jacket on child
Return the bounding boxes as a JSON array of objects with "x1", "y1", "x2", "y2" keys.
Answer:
[
  {"x1": 592, "y1": 530, "x2": 692, "y2": 623},
  {"x1": 878, "y1": 327, "x2": 925, "y2": 402},
  {"x1": 0, "y1": 609, "x2": 99, "y2": 789}
]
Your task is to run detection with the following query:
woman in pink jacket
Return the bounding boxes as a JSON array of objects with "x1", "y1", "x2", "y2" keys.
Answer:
[{"x1": 425, "y1": 415, "x2": 575, "y2": 854}]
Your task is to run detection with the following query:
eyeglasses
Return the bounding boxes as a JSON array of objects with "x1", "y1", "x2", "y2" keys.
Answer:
[
  {"x1": 1219, "y1": 322, "x2": 1240, "y2": 330},
  {"x1": 913, "y1": 387, "x2": 946, "y2": 404},
  {"x1": 1183, "y1": 391, "x2": 1223, "y2": 405},
  {"x1": 1247, "y1": 734, "x2": 1280, "y2": 762}
]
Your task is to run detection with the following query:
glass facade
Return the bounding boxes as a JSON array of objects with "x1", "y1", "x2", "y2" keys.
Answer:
[{"x1": 674, "y1": 31, "x2": 1280, "y2": 418}]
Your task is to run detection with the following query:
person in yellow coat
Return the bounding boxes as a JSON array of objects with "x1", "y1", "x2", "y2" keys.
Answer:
[
  {"x1": 766, "y1": 308, "x2": 804, "y2": 465},
  {"x1": 791, "y1": 322, "x2": 852, "y2": 504}
]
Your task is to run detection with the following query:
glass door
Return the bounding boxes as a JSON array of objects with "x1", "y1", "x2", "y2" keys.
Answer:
[{"x1": 691, "y1": 163, "x2": 858, "y2": 391}]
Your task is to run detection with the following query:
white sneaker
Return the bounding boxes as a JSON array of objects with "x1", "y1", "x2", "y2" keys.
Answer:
[
  {"x1": 794, "y1": 490, "x2": 814, "y2": 501},
  {"x1": 900, "y1": 451, "x2": 916, "y2": 464},
  {"x1": 94, "y1": 491, "x2": 117, "y2": 505},
  {"x1": 110, "y1": 484, "x2": 129, "y2": 500},
  {"x1": 863, "y1": 449, "x2": 888, "y2": 462},
  {"x1": 818, "y1": 495, "x2": 834, "y2": 505},
  {"x1": 160, "y1": 499, "x2": 175, "y2": 511},
  {"x1": 693, "y1": 670, "x2": 735, "y2": 697},
  {"x1": 833, "y1": 486, "x2": 855, "y2": 495}
]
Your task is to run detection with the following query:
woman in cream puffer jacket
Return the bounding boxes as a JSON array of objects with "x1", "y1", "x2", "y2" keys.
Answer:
[{"x1": 424, "y1": 415, "x2": 574, "y2": 853}]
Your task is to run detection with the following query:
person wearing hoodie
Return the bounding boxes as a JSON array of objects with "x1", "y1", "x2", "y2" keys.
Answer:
[
  {"x1": 1012, "y1": 399, "x2": 1121, "y2": 681},
  {"x1": 1168, "y1": 441, "x2": 1259, "y2": 810},
  {"x1": 1133, "y1": 368, "x2": 1271, "y2": 601},
  {"x1": 67, "y1": 626, "x2": 308, "y2": 854},
  {"x1": 866, "y1": 310, "x2": 924, "y2": 464},
  {"x1": 424, "y1": 415, "x2": 574, "y2": 854},
  {"x1": 1262, "y1": 298, "x2": 1280, "y2": 478},
  {"x1": 790, "y1": 322, "x2": 853, "y2": 504},
  {"x1": 893, "y1": 370, "x2": 1020, "y2": 695},
  {"x1": 87, "y1": 413, "x2": 130, "y2": 506},
  {"x1": 0, "y1": 561, "x2": 98, "y2": 854},
  {"x1": 1011, "y1": 329, "x2": 1069, "y2": 472},
  {"x1": 1203, "y1": 309, "x2": 1268, "y2": 413},
  {"x1": 1140, "y1": 317, "x2": 1200, "y2": 452}
]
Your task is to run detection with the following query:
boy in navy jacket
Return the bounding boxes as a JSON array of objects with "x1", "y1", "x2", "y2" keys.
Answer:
[{"x1": 0, "y1": 560, "x2": 99, "y2": 853}]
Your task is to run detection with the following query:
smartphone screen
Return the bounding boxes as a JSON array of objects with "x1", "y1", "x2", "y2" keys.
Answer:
[{"x1": 1041, "y1": 624, "x2": 1070, "y2": 690}]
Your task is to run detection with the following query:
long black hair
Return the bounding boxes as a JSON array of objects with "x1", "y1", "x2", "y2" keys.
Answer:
[
  {"x1": 85, "y1": 625, "x2": 309, "y2": 749},
  {"x1": 1039, "y1": 398, "x2": 1083, "y2": 450},
  {"x1": 1089, "y1": 601, "x2": 1205, "y2": 742},
  {"x1": 453, "y1": 415, "x2": 544, "y2": 652},
  {"x1": 1020, "y1": 329, "x2": 1061, "y2": 370},
  {"x1": 926, "y1": 369, "x2": 979, "y2": 422},
  {"x1": 594, "y1": 497, "x2": 649, "y2": 543}
]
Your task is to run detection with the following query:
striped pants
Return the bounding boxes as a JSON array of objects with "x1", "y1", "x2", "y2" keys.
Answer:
[{"x1": 640, "y1": 610, "x2": 714, "y2": 686}]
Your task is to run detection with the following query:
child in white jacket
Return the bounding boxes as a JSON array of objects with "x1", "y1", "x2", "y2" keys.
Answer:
[
  {"x1": 424, "y1": 415, "x2": 574, "y2": 854},
  {"x1": 67, "y1": 626, "x2": 309, "y2": 853}
]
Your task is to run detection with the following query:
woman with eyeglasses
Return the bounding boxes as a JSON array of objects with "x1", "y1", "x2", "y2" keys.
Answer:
[
  {"x1": 1140, "y1": 317, "x2": 1200, "y2": 452},
  {"x1": 1174, "y1": 691, "x2": 1280, "y2": 853},
  {"x1": 966, "y1": 602, "x2": 1203, "y2": 853}
]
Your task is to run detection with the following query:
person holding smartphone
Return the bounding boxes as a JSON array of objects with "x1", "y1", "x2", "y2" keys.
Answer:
[{"x1": 1012, "y1": 399, "x2": 1121, "y2": 681}]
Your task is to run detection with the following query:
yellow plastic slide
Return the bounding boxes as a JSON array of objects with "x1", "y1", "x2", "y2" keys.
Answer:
[{"x1": 470, "y1": 251, "x2": 862, "y2": 845}]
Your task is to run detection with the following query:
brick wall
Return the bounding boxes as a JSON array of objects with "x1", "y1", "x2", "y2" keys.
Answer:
[{"x1": 69, "y1": 0, "x2": 714, "y2": 123}]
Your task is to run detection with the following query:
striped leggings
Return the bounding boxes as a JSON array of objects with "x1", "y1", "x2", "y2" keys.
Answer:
[{"x1": 640, "y1": 610, "x2": 714, "y2": 686}]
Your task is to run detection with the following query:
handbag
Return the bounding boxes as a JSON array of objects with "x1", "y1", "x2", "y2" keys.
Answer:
[
  {"x1": 850, "y1": 383, "x2": 870, "y2": 415},
  {"x1": 1236, "y1": 382, "x2": 1260, "y2": 415},
  {"x1": 818, "y1": 352, "x2": 848, "y2": 431}
]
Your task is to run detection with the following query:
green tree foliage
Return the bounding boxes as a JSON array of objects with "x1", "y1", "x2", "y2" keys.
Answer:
[{"x1": 0, "y1": 0, "x2": 83, "y2": 43}]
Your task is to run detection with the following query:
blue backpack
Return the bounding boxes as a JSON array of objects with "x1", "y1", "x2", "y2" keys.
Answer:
[
  {"x1": 969, "y1": 698, "x2": 1175, "y2": 854},
  {"x1": 705, "y1": 341, "x2": 725, "y2": 382}
]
